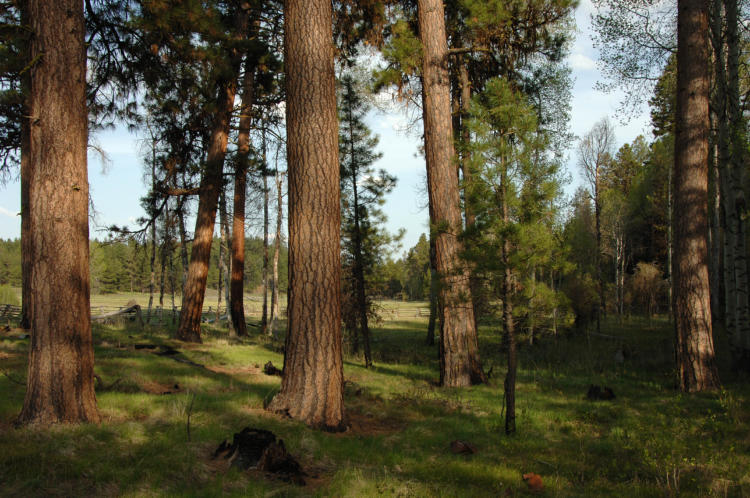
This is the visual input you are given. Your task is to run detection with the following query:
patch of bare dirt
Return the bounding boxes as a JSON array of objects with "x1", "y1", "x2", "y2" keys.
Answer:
[
  {"x1": 0, "y1": 350, "x2": 19, "y2": 360},
  {"x1": 139, "y1": 380, "x2": 182, "y2": 395},
  {"x1": 343, "y1": 408, "x2": 406, "y2": 437},
  {"x1": 206, "y1": 365, "x2": 262, "y2": 376}
]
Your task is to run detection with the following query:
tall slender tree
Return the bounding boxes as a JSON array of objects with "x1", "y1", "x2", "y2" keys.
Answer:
[
  {"x1": 338, "y1": 73, "x2": 395, "y2": 368},
  {"x1": 17, "y1": 0, "x2": 100, "y2": 425},
  {"x1": 266, "y1": 0, "x2": 345, "y2": 430},
  {"x1": 578, "y1": 118, "x2": 614, "y2": 334},
  {"x1": 672, "y1": 0, "x2": 719, "y2": 392}
]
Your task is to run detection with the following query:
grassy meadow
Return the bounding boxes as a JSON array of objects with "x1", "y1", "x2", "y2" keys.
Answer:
[{"x1": 0, "y1": 296, "x2": 748, "y2": 496}]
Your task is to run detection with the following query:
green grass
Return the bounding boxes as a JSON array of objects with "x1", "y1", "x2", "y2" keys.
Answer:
[{"x1": 0, "y1": 314, "x2": 748, "y2": 497}]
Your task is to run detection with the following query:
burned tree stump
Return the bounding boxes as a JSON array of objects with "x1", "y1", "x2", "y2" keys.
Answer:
[
  {"x1": 263, "y1": 361, "x2": 283, "y2": 376},
  {"x1": 214, "y1": 427, "x2": 305, "y2": 485},
  {"x1": 586, "y1": 384, "x2": 616, "y2": 401}
]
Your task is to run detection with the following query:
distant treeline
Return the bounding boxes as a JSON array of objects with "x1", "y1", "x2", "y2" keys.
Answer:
[{"x1": 0, "y1": 237, "x2": 288, "y2": 296}]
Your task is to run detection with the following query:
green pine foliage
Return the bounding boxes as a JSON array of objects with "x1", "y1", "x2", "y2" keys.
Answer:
[{"x1": 465, "y1": 77, "x2": 573, "y2": 337}]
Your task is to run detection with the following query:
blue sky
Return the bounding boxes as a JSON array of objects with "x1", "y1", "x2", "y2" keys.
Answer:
[{"x1": 0, "y1": 0, "x2": 652, "y2": 254}]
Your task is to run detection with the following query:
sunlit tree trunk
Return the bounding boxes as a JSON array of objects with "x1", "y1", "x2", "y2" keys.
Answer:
[
  {"x1": 177, "y1": 77, "x2": 245, "y2": 341},
  {"x1": 673, "y1": 0, "x2": 720, "y2": 391},
  {"x1": 266, "y1": 0, "x2": 345, "y2": 431},
  {"x1": 269, "y1": 168, "x2": 283, "y2": 335},
  {"x1": 418, "y1": 0, "x2": 484, "y2": 386},
  {"x1": 18, "y1": 0, "x2": 100, "y2": 424}
]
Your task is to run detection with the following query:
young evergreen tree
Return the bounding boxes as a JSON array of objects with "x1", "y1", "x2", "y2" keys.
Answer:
[
  {"x1": 465, "y1": 77, "x2": 566, "y2": 434},
  {"x1": 338, "y1": 73, "x2": 396, "y2": 367}
]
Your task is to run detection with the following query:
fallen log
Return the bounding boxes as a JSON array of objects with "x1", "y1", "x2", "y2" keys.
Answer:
[{"x1": 92, "y1": 303, "x2": 144, "y2": 327}]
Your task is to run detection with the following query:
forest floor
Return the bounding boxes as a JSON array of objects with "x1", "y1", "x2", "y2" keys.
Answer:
[{"x1": 0, "y1": 309, "x2": 748, "y2": 497}]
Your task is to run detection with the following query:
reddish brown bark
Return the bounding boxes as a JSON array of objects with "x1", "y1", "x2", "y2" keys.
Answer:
[
  {"x1": 177, "y1": 7, "x2": 248, "y2": 342},
  {"x1": 673, "y1": 0, "x2": 720, "y2": 392},
  {"x1": 176, "y1": 78, "x2": 237, "y2": 343},
  {"x1": 266, "y1": 0, "x2": 345, "y2": 431},
  {"x1": 17, "y1": 0, "x2": 100, "y2": 425},
  {"x1": 417, "y1": 0, "x2": 484, "y2": 387}
]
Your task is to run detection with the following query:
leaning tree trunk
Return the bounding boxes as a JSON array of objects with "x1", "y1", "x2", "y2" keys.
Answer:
[
  {"x1": 673, "y1": 0, "x2": 720, "y2": 392},
  {"x1": 266, "y1": 0, "x2": 345, "y2": 431},
  {"x1": 18, "y1": 0, "x2": 100, "y2": 425},
  {"x1": 417, "y1": 0, "x2": 484, "y2": 387},
  {"x1": 177, "y1": 6, "x2": 248, "y2": 342},
  {"x1": 177, "y1": 80, "x2": 236, "y2": 343}
]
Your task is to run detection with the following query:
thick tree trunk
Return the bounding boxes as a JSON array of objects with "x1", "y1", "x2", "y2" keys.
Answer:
[
  {"x1": 673, "y1": 0, "x2": 720, "y2": 391},
  {"x1": 417, "y1": 0, "x2": 484, "y2": 386},
  {"x1": 17, "y1": 0, "x2": 100, "y2": 425},
  {"x1": 266, "y1": 0, "x2": 345, "y2": 431}
]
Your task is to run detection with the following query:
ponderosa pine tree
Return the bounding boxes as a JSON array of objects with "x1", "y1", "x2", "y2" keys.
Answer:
[
  {"x1": 177, "y1": 2, "x2": 250, "y2": 342},
  {"x1": 17, "y1": 0, "x2": 100, "y2": 425},
  {"x1": 672, "y1": 0, "x2": 720, "y2": 392},
  {"x1": 417, "y1": 0, "x2": 484, "y2": 387},
  {"x1": 266, "y1": 0, "x2": 345, "y2": 430}
]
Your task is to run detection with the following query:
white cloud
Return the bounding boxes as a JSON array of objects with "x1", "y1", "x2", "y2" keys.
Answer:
[
  {"x1": 569, "y1": 53, "x2": 596, "y2": 71},
  {"x1": 0, "y1": 206, "x2": 18, "y2": 218}
]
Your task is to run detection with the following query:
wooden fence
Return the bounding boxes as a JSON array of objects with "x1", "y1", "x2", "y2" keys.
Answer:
[{"x1": 0, "y1": 299, "x2": 430, "y2": 327}]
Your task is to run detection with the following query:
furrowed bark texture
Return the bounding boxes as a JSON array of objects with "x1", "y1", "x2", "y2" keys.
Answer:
[
  {"x1": 18, "y1": 0, "x2": 100, "y2": 425},
  {"x1": 266, "y1": 0, "x2": 345, "y2": 431},
  {"x1": 417, "y1": 0, "x2": 484, "y2": 387},
  {"x1": 673, "y1": 0, "x2": 720, "y2": 392}
]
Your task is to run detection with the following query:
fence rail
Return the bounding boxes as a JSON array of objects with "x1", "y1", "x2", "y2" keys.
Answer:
[{"x1": 0, "y1": 300, "x2": 431, "y2": 326}]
